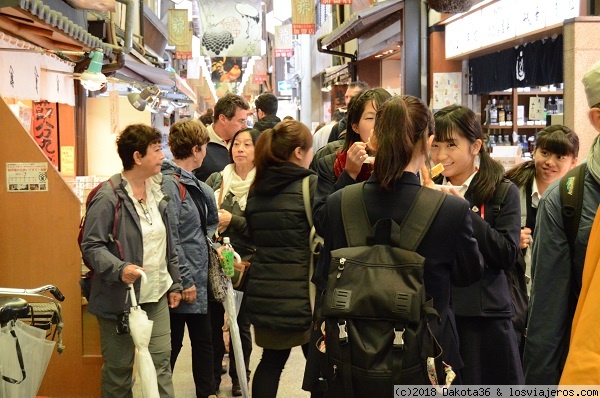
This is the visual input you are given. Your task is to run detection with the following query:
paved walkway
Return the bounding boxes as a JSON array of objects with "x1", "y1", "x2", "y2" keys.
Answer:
[{"x1": 172, "y1": 327, "x2": 311, "y2": 398}]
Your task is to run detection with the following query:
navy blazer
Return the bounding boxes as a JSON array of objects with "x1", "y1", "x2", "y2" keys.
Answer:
[
  {"x1": 452, "y1": 175, "x2": 521, "y2": 318},
  {"x1": 315, "y1": 172, "x2": 484, "y2": 371}
]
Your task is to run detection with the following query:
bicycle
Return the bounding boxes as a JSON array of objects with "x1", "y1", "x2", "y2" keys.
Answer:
[{"x1": 0, "y1": 284, "x2": 65, "y2": 398}]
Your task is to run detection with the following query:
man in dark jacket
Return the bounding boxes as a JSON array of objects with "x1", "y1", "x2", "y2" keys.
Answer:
[
  {"x1": 253, "y1": 92, "x2": 281, "y2": 132},
  {"x1": 327, "y1": 81, "x2": 369, "y2": 143},
  {"x1": 194, "y1": 94, "x2": 249, "y2": 181}
]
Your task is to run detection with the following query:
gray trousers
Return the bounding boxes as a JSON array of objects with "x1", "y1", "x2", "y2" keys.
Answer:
[{"x1": 97, "y1": 294, "x2": 174, "y2": 398}]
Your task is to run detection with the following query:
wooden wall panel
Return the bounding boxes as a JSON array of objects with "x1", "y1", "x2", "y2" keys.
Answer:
[{"x1": 0, "y1": 98, "x2": 101, "y2": 397}]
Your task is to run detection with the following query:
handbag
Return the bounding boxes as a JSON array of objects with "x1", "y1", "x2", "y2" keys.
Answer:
[
  {"x1": 231, "y1": 260, "x2": 251, "y2": 290},
  {"x1": 207, "y1": 238, "x2": 228, "y2": 302}
]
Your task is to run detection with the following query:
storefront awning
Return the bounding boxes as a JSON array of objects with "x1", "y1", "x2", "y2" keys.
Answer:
[
  {"x1": 118, "y1": 55, "x2": 197, "y2": 103},
  {"x1": 320, "y1": 0, "x2": 403, "y2": 50}
]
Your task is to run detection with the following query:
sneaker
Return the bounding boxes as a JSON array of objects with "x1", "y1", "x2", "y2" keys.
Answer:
[{"x1": 232, "y1": 382, "x2": 242, "y2": 397}]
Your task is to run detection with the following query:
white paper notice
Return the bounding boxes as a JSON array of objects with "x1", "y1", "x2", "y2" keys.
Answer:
[{"x1": 6, "y1": 162, "x2": 49, "y2": 192}]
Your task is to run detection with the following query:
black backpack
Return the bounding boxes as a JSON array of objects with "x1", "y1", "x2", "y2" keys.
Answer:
[
  {"x1": 559, "y1": 163, "x2": 587, "y2": 255},
  {"x1": 318, "y1": 183, "x2": 445, "y2": 396}
]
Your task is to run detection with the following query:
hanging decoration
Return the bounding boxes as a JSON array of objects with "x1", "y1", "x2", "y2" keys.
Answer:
[
  {"x1": 292, "y1": 0, "x2": 316, "y2": 34},
  {"x1": 252, "y1": 59, "x2": 267, "y2": 84},
  {"x1": 168, "y1": 9, "x2": 193, "y2": 59},
  {"x1": 198, "y1": 0, "x2": 262, "y2": 57},
  {"x1": 274, "y1": 25, "x2": 294, "y2": 58}
]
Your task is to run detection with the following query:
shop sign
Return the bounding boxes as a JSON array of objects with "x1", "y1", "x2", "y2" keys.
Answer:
[
  {"x1": 445, "y1": 0, "x2": 579, "y2": 59},
  {"x1": 278, "y1": 81, "x2": 293, "y2": 96},
  {"x1": 321, "y1": 0, "x2": 352, "y2": 4},
  {"x1": 253, "y1": 59, "x2": 267, "y2": 83},
  {"x1": 6, "y1": 162, "x2": 49, "y2": 192},
  {"x1": 275, "y1": 25, "x2": 294, "y2": 58},
  {"x1": 198, "y1": 0, "x2": 262, "y2": 56},
  {"x1": 292, "y1": 0, "x2": 316, "y2": 35},
  {"x1": 32, "y1": 101, "x2": 59, "y2": 168}
]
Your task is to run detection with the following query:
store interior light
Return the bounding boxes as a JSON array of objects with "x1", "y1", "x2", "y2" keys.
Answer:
[
  {"x1": 128, "y1": 85, "x2": 161, "y2": 111},
  {"x1": 79, "y1": 50, "x2": 107, "y2": 91}
]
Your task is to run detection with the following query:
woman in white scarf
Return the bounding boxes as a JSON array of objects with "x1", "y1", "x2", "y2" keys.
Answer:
[{"x1": 205, "y1": 127, "x2": 260, "y2": 396}]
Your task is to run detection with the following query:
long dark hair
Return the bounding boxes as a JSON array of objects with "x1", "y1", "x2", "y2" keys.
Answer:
[
  {"x1": 434, "y1": 105, "x2": 504, "y2": 204},
  {"x1": 341, "y1": 88, "x2": 392, "y2": 152},
  {"x1": 374, "y1": 96, "x2": 434, "y2": 191},
  {"x1": 253, "y1": 120, "x2": 312, "y2": 185}
]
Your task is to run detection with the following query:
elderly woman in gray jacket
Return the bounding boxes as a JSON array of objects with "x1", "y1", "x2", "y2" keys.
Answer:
[
  {"x1": 81, "y1": 124, "x2": 183, "y2": 398},
  {"x1": 161, "y1": 118, "x2": 219, "y2": 398}
]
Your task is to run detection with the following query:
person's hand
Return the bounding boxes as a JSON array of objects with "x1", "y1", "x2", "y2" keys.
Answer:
[
  {"x1": 439, "y1": 186, "x2": 465, "y2": 200},
  {"x1": 181, "y1": 285, "x2": 197, "y2": 303},
  {"x1": 168, "y1": 291, "x2": 182, "y2": 309},
  {"x1": 520, "y1": 227, "x2": 532, "y2": 249},
  {"x1": 345, "y1": 142, "x2": 369, "y2": 180},
  {"x1": 121, "y1": 264, "x2": 145, "y2": 284},
  {"x1": 215, "y1": 245, "x2": 226, "y2": 260},
  {"x1": 218, "y1": 209, "x2": 232, "y2": 233},
  {"x1": 420, "y1": 165, "x2": 435, "y2": 188}
]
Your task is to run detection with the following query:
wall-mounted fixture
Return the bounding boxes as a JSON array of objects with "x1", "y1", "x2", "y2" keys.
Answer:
[
  {"x1": 79, "y1": 50, "x2": 108, "y2": 91},
  {"x1": 128, "y1": 85, "x2": 161, "y2": 111}
]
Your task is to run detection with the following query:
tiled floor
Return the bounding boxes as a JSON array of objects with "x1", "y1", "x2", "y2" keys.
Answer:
[{"x1": 172, "y1": 327, "x2": 311, "y2": 398}]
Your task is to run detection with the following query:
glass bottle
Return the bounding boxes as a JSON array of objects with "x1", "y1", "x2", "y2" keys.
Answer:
[{"x1": 490, "y1": 98, "x2": 498, "y2": 124}]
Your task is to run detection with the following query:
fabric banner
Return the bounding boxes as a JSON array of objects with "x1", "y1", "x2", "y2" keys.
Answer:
[
  {"x1": 321, "y1": 0, "x2": 352, "y2": 4},
  {"x1": 39, "y1": 54, "x2": 75, "y2": 106},
  {"x1": 292, "y1": 0, "x2": 316, "y2": 35},
  {"x1": 168, "y1": 9, "x2": 190, "y2": 46},
  {"x1": 274, "y1": 25, "x2": 294, "y2": 58},
  {"x1": 32, "y1": 101, "x2": 59, "y2": 168},
  {"x1": 211, "y1": 57, "x2": 244, "y2": 84},
  {"x1": 198, "y1": 0, "x2": 262, "y2": 56},
  {"x1": 0, "y1": 52, "x2": 41, "y2": 101},
  {"x1": 252, "y1": 59, "x2": 267, "y2": 83}
]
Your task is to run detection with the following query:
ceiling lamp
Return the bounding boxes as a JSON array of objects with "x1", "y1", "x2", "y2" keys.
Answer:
[
  {"x1": 79, "y1": 50, "x2": 107, "y2": 91},
  {"x1": 128, "y1": 85, "x2": 161, "y2": 111}
]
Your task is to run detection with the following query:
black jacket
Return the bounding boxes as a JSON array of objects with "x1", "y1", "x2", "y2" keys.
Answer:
[
  {"x1": 316, "y1": 172, "x2": 484, "y2": 371},
  {"x1": 451, "y1": 175, "x2": 521, "y2": 318},
  {"x1": 253, "y1": 114, "x2": 281, "y2": 132},
  {"x1": 193, "y1": 142, "x2": 230, "y2": 182},
  {"x1": 245, "y1": 163, "x2": 317, "y2": 331}
]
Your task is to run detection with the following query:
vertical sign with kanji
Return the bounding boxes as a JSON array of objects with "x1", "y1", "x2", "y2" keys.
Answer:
[
  {"x1": 292, "y1": 0, "x2": 316, "y2": 34},
  {"x1": 32, "y1": 101, "x2": 59, "y2": 168}
]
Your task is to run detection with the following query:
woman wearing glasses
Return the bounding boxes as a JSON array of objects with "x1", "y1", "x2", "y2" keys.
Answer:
[{"x1": 81, "y1": 123, "x2": 183, "y2": 397}]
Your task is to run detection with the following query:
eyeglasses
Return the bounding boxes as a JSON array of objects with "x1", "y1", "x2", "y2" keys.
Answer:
[{"x1": 138, "y1": 199, "x2": 153, "y2": 225}]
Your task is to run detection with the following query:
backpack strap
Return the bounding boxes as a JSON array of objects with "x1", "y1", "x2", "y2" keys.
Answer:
[
  {"x1": 397, "y1": 187, "x2": 445, "y2": 251},
  {"x1": 341, "y1": 182, "x2": 371, "y2": 247},
  {"x1": 172, "y1": 174, "x2": 187, "y2": 202},
  {"x1": 493, "y1": 179, "x2": 512, "y2": 217},
  {"x1": 106, "y1": 178, "x2": 124, "y2": 261},
  {"x1": 560, "y1": 164, "x2": 586, "y2": 255},
  {"x1": 302, "y1": 175, "x2": 317, "y2": 314}
]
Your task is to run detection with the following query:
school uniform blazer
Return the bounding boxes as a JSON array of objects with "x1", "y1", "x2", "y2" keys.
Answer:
[
  {"x1": 452, "y1": 175, "x2": 521, "y2": 318},
  {"x1": 317, "y1": 172, "x2": 484, "y2": 371}
]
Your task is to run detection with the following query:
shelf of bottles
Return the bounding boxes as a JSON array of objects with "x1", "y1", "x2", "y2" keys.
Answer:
[{"x1": 481, "y1": 85, "x2": 564, "y2": 157}]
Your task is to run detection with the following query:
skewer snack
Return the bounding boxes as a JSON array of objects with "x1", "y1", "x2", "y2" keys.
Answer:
[{"x1": 421, "y1": 163, "x2": 445, "y2": 188}]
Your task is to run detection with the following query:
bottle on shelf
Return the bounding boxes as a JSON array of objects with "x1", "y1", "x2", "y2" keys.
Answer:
[
  {"x1": 490, "y1": 98, "x2": 498, "y2": 124},
  {"x1": 506, "y1": 102, "x2": 513, "y2": 124},
  {"x1": 484, "y1": 99, "x2": 492, "y2": 125},
  {"x1": 498, "y1": 98, "x2": 506, "y2": 124},
  {"x1": 557, "y1": 96, "x2": 564, "y2": 114},
  {"x1": 520, "y1": 135, "x2": 529, "y2": 153},
  {"x1": 488, "y1": 134, "x2": 496, "y2": 153},
  {"x1": 547, "y1": 97, "x2": 556, "y2": 115},
  {"x1": 221, "y1": 237, "x2": 235, "y2": 277},
  {"x1": 503, "y1": 134, "x2": 511, "y2": 146}
]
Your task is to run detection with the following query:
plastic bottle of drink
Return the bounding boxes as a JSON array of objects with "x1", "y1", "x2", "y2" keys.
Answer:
[{"x1": 221, "y1": 237, "x2": 235, "y2": 277}]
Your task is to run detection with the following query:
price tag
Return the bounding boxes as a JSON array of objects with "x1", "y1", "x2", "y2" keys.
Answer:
[{"x1": 529, "y1": 97, "x2": 545, "y2": 121}]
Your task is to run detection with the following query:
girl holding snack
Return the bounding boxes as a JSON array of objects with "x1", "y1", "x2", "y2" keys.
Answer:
[{"x1": 430, "y1": 104, "x2": 523, "y2": 384}]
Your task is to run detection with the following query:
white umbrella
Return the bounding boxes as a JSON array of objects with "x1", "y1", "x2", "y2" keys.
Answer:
[
  {"x1": 129, "y1": 270, "x2": 159, "y2": 398},
  {"x1": 222, "y1": 252, "x2": 250, "y2": 398},
  {"x1": 0, "y1": 320, "x2": 55, "y2": 398}
]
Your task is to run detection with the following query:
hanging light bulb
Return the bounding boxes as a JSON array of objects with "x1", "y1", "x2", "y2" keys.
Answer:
[
  {"x1": 128, "y1": 86, "x2": 161, "y2": 111},
  {"x1": 79, "y1": 49, "x2": 107, "y2": 91}
]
